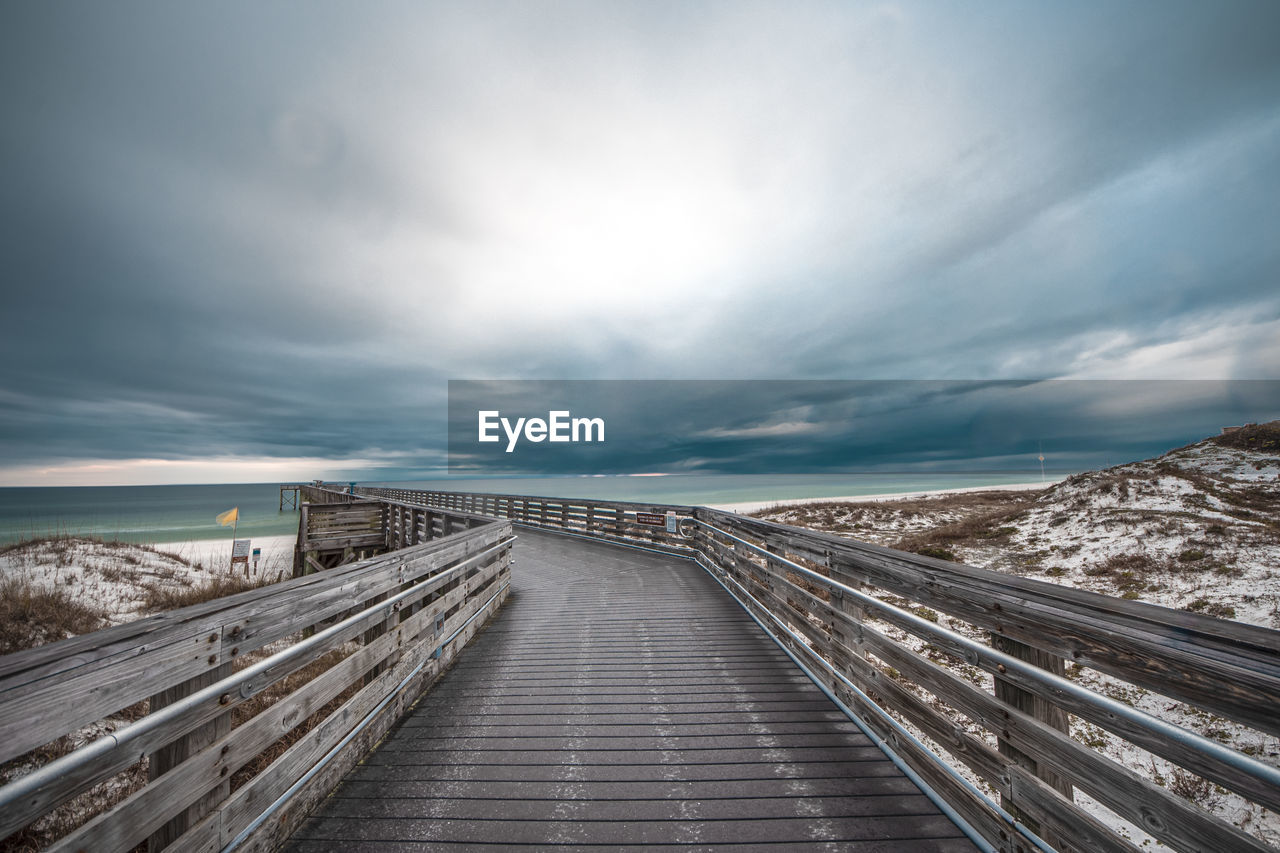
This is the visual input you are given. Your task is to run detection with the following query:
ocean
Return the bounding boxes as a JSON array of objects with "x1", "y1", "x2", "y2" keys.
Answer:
[{"x1": 0, "y1": 472, "x2": 1055, "y2": 545}]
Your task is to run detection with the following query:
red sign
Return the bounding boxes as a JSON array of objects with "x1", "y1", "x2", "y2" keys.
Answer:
[{"x1": 634, "y1": 512, "x2": 665, "y2": 526}]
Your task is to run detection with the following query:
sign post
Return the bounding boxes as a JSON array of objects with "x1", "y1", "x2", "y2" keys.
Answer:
[{"x1": 232, "y1": 539, "x2": 251, "y2": 577}]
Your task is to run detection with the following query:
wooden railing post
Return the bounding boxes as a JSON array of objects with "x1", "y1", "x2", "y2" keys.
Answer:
[
  {"x1": 147, "y1": 662, "x2": 233, "y2": 851},
  {"x1": 990, "y1": 633, "x2": 1074, "y2": 836},
  {"x1": 292, "y1": 503, "x2": 308, "y2": 579}
]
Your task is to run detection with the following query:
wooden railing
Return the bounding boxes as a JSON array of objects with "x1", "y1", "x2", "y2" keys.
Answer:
[
  {"x1": 357, "y1": 485, "x2": 696, "y2": 555},
  {"x1": 294, "y1": 492, "x2": 492, "y2": 576},
  {"x1": 0, "y1": 496, "x2": 513, "y2": 852},
  {"x1": 356, "y1": 485, "x2": 1280, "y2": 853}
]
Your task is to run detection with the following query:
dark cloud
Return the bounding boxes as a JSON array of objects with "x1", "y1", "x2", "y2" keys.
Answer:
[
  {"x1": 1, "y1": 2, "x2": 1279, "y2": 483},
  {"x1": 447, "y1": 380, "x2": 1280, "y2": 475}
]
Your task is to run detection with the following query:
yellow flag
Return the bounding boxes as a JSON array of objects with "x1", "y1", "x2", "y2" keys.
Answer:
[{"x1": 216, "y1": 507, "x2": 239, "y2": 526}]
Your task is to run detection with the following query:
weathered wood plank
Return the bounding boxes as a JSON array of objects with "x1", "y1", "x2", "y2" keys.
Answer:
[
  {"x1": 0, "y1": 524, "x2": 510, "y2": 796},
  {"x1": 127, "y1": 485, "x2": 1273, "y2": 853},
  {"x1": 697, "y1": 508, "x2": 1280, "y2": 740},
  {"x1": 0, "y1": 628, "x2": 221, "y2": 765},
  {"x1": 46, "y1": 585, "x2": 478, "y2": 853},
  {"x1": 0, "y1": 528, "x2": 471, "y2": 708},
  {"x1": 0, "y1": 519, "x2": 501, "y2": 688},
  {"x1": 297, "y1": 534, "x2": 386, "y2": 551},
  {"x1": 1005, "y1": 766, "x2": 1139, "y2": 853},
  {"x1": 708, "y1": 526, "x2": 1278, "y2": 853},
  {"x1": 991, "y1": 632, "x2": 1072, "y2": 837},
  {"x1": 0, "y1": 552, "x2": 503, "y2": 841},
  {"x1": 147, "y1": 662, "x2": 233, "y2": 852},
  {"x1": 206, "y1": 584, "x2": 510, "y2": 853},
  {"x1": 836, "y1": 600, "x2": 1270, "y2": 853}
]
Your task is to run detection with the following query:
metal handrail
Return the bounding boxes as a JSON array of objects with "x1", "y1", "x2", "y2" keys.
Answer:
[
  {"x1": 690, "y1": 517, "x2": 1280, "y2": 795},
  {"x1": 220, "y1": 576, "x2": 511, "y2": 853},
  {"x1": 315, "y1": 487, "x2": 1280, "y2": 793},
  {"x1": 0, "y1": 536, "x2": 514, "y2": 816},
  {"x1": 691, "y1": 550, "x2": 1025, "y2": 853}
]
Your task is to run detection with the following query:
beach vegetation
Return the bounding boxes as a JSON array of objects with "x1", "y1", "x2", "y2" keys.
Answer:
[
  {"x1": 1184, "y1": 597, "x2": 1236, "y2": 619},
  {"x1": 0, "y1": 573, "x2": 107, "y2": 655},
  {"x1": 0, "y1": 534, "x2": 284, "y2": 655},
  {"x1": 751, "y1": 425, "x2": 1280, "y2": 839},
  {"x1": 141, "y1": 572, "x2": 273, "y2": 611},
  {"x1": 1211, "y1": 420, "x2": 1280, "y2": 453},
  {"x1": 0, "y1": 535, "x2": 327, "y2": 851},
  {"x1": 912, "y1": 545, "x2": 957, "y2": 562}
]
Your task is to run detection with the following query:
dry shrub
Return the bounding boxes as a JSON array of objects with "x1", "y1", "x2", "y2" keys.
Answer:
[
  {"x1": 1211, "y1": 420, "x2": 1280, "y2": 454},
  {"x1": 910, "y1": 545, "x2": 958, "y2": 562},
  {"x1": 1079, "y1": 553, "x2": 1169, "y2": 596},
  {"x1": 134, "y1": 544, "x2": 194, "y2": 567},
  {"x1": 1184, "y1": 597, "x2": 1237, "y2": 619},
  {"x1": 755, "y1": 490, "x2": 1040, "y2": 522},
  {"x1": 1083, "y1": 553, "x2": 1164, "y2": 578},
  {"x1": 0, "y1": 575, "x2": 107, "y2": 655},
  {"x1": 1086, "y1": 469, "x2": 1158, "y2": 501},
  {"x1": 142, "y1": 572, "x2": 274, "y2": 611},
  {"x1": 1, "y1": 760, "x2": 149, "y2": 853},
  {"x1": 784, "y1": 569, "x2": 831, "y2": 602},
  {"x1": 229, "y1": 646, "x2": 361, "y2": 790},
  {"x1": 1157, "y1": 463, "x2": 1277, "y2": 516},
  {"x1": 1168, "y1": 767, "x2": 1218, "y2": 807},
  {"x1": 878, "y1": 495, "x2": 1035, "y2": 554}
]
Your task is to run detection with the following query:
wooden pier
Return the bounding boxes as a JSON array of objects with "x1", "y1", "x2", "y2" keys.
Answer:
[
  {"x1": 279, "y1": 484, "x2": 302, "y2": 511},
  {"x1": 1, "y1": 484, "x2": 1278, "y2": 853}
]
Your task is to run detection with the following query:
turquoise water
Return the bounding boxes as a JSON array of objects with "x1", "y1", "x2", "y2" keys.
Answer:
[
  {"x1": 0, "y1": 483, "x2": 301, "y2": 545},
  {"x1": 0, "y1": 472, "x2": 1056, "y2": 545}
]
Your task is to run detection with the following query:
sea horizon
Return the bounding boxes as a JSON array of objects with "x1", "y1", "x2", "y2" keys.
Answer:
[{"x1": 0, "y1": 471, "x2": 1067, "y2": 546}]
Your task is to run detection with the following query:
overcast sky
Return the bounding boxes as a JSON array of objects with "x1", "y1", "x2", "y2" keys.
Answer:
[{"x1": 2, "y1": 1, "x2": 1279, "y2": 485}]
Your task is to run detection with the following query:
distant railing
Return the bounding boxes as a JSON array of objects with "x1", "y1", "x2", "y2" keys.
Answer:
[
  {"x1": 356, "y1": 484, "x2": 1280, "y2": 853},
  {"x1": 357, "y1": 485, "x2": 696, "y2": 555},
  {"x1": 294, "y1": 488, "x2": 492, "y2": 576},
  {"x1": 0, "y1": 494, "x2": 512, "y2": 852}
]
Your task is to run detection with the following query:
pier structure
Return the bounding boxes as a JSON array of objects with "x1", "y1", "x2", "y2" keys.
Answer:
[{"x1": 1, "y1": 484, "x2": 1278, "y2": 852}]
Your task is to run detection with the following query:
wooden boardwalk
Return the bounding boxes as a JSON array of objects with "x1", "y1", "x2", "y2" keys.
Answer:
[
  {"x1": 285, "y1": 529, "x2": 976, "y2": 851},
  {"x1": 6, "y1": 485, "x2": 1276, "y2": 852}
]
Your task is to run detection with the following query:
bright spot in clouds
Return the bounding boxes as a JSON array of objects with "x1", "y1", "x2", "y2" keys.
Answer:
[{"x1": 1, "y1": 2, "x2": 1278, "y2": 483}]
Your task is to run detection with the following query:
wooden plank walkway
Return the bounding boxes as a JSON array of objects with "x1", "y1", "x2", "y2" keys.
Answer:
[{"x1": 285, "y1": 529, "x2": 977, "y2": 851}]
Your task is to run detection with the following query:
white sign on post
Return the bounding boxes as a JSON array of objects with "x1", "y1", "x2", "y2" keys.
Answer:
[{"x1": 232, "y1": 539, "x2": 251, "y2": 576}]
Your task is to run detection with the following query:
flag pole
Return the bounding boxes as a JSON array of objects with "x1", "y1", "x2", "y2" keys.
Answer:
[{"x1": 217, "y1": 507, "x2": 240, "y2": 572}]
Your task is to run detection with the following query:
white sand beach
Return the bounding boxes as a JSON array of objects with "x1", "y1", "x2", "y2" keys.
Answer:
[
  {"x1": 159, "y1": 533, "x2": 297, "y2": 577},
  {"x1": 710, "y1": 479, "x2": 1058, "y2": 514}
]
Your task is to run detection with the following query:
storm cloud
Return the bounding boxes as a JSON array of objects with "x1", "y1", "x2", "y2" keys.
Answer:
[
  {"x1": 447, "y1": 380, "x2": 1280, "y2": 475},
  {"x1": 2, "y1": 2, "x2": 1279, "y2": 484}
]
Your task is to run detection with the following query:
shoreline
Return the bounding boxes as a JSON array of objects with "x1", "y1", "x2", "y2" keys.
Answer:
[
  {"x1": 709, "y1": 480, "x2": 1058, "y2": 514},
  {"x1": 157, "y1": 533, "x2": 298, "y2": 575},
  {"x1": 149, "y1": 481, "x2": 1064, "y2": 559}
]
